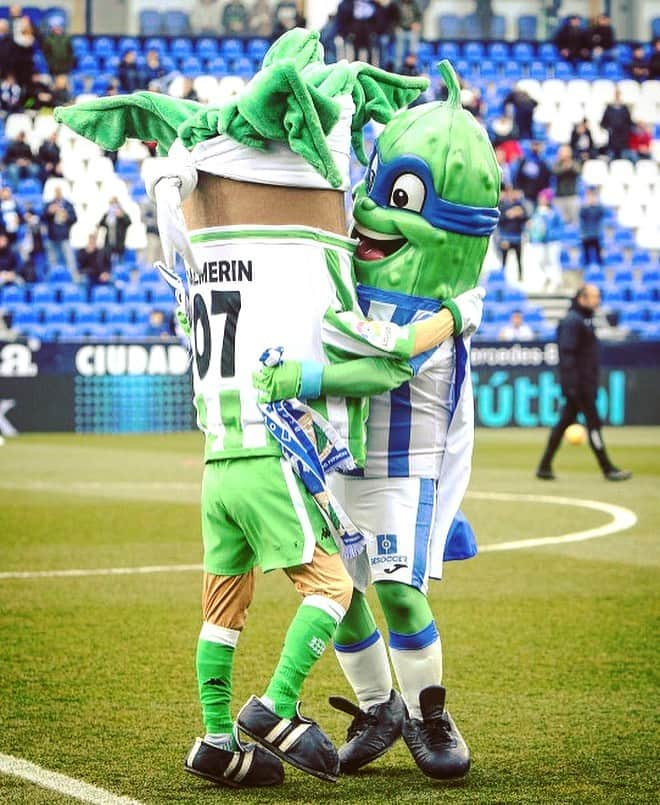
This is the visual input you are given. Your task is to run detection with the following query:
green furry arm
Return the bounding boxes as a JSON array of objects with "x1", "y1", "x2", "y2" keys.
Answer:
[{"x1": 321, "y1": 357, "x2": 414, "y2": 397}]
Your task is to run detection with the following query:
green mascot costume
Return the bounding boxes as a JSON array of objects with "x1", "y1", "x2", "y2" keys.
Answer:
[{"x1": 257, "y1": 60, "x2": 501, "y2": 780}]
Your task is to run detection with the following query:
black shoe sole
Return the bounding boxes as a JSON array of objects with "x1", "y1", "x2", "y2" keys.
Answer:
[
  {"x1": 340, "y1": 736, "x2": 401, "y2": 774},
  {"x1": 237, "y1": 722, "x2": 339, "y2": 783}
]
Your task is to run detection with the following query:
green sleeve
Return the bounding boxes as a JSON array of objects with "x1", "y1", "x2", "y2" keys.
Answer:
[{"x1": 321, "y1": 356, "x2": 414, "y2": 398}]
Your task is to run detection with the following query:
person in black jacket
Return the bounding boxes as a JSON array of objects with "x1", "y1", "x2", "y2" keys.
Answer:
[{"x1": 536, "y1": 285, "x2": 631, "y2": 481}]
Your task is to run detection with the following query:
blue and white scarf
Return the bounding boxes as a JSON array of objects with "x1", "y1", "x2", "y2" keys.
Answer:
[{"x1": 258, "y1": 350, "x2": 366, "y2": 559}]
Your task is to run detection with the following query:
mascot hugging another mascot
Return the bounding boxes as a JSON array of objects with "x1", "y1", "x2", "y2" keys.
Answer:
[{"x1": 56, "y1": 29, "x2": 498, "y2": 788}]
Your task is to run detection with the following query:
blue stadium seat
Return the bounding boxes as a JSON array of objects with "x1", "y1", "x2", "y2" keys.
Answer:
[
  {"x1": 32, "y1": 284, "x2": 57, "y2": 305},
  {"x1": 221, "y1": 38, "x2": 244, "y2": 58},
  {"x1": 246, "y1": 38, "x2": 270, "y2": 62},
  {"x1": 181, "y1": 55, "x2": 203, "y2": 75},
  {"x1": 163, "y1": 10, "x2": 189, "y2": 36},
  {"x1": 23, "y1": 6, "x2": 43, "y2": 26},
  {"x1": 91, "y1": 75, "x2": 111, "y2": 94},
  {"x1": 0, "y1": 285, "x2": 26, "y2": 305},
  {"x1": 554, "y1": 61, "x2": 574, "y2": 79},
  {"x1": 416, "y1": 41, "x2": 434, "y2": 67},
  {"x1": 73, "y1": 304, "x2": 101, "y2": 324},
  {"x1": 577, "y1": 62, "x2": 597, "y2": 79},
  {"x1": 490, "y1": 16, "x2": 506, "y2": 39},
  {"x1": 118, "y1": 36, "x2": 139, "y2": 54},
  {"x1": 437, "y1": 42, "x2": 459, "y2": 62},
  {"x1": 90, "y1": 285, "x2": 118, "y2": 304},
  {"x1": 613, "y1": 267, "x2": 634, "y2": 283},
  {"x1": 170, "y1": 37, "x2": 193, "y2": 58},
  {"x1": 538, "y1": 43, "x2": 558, "y2": 63},
  {"x1": 478, "y1": 60, "x2": 497, "y2": 79},
  {"x1": 196, "y1": 38, "x2": 219, "y2": 58},
  {"x1": 48, "y1": 265, "x2": 71, "y2": 283},
  {"x1": 103, "y1": 55, "x2": 119, "y2": 71},
  {"x1": 122, "y1": 322, "x2": 150, "y2": 339},
  {"x1": 28, "y1": 323, "x2": 53, "y2": 341},
  {"x1": 511, "y1": 42, "x2": 534, "y2": 63},
  {"x1": 633, "y1": 288, "x2": 653, "y2": 304},
  {"x1": 601, "y1": 285, "x2": 625, "y2": 304},
  {"x1": 528, "y1": 61, "x2": 547, "y2": 81},
  {"x1": 104, "y1": 305, "x2": 130, "y2": 324},
  {"x1": 652, "y1": 17, "x2": 660, "y2": 38},
  {"x1": 42, "y1": 306, "x2": 69, "y2": 324},
  {"x1": 463, "y1": 14, "x2": 481, "y2": 39},
  {"x1": 613, "y1": 229, "x2": 635, "y2": 245},
  {"x1": 602, "y1": 61, "x2": 624, "y2": 79},
  {"x1": 146, "y1": 285, "x2": 174, "y2": 305},
  {"x1": 71, "y1": 36, "x2": 89, "y2": 56},
  {"x1": 584, "y1": 267, "x2": 605, "y2": 283},
  {"x1": 129, "y1": 303, "x2": 153, "y2": 324},
  {"x1": 206, "y1": 56, "x2": 229, "y2": 75},
  {"x1": 144, "y1": 36, "x2": 166, "y2": 53},
  {"x1": 232, "y1": 56, "x2": 254, "y2": 78},
  {"x1": 463, "y1": 42, "x2": 484, "y2": 63},
  {"x1": 77, "y1": 54, "x2": 99, "y2": 72},
  {"x1": 518, "y1": 15, "x2": 537, "y2": 39},
  {"x1": 122, "y1": 286, "x2": 149, "y2": 304},
  {"x1": 139, "y1": 10, "x2": 162, "y2": 36},
  {"x1": 632, "y1": 250, "x2": 651, "y2": 266},
  {"x1": 503, "y1": 61, "x2": 523, "y2": 80},
  {"x1": 17, "y1": 177, "x2": 41, "y2": 195},
  {"x1": 59, "y1": 284, "x2": 86, "y2": 304},
  {"x1": 92, "y1": 37, "x2": 115, "y2": 58},
  {"x1": 11, "y1": 304, "x2": 39, "y2": 326},
  {"x1": 439, "y1": 14, "x2": 462, "y2": 39}
]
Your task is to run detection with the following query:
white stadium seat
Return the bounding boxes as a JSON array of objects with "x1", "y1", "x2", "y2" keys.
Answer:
[
  {"x1": 4, "y1": 113, "x2": 33, "y2": 140},
  {"x1": 515, "y1": 79, "x2": 541, "y2": 101},
  {"x1": 540, "y1": 79, "x2": 565, "y2": 104},
  {"x1": 42, "y1": 177, "x2": 72, "y2": 202},
  {"x1": 125, "y1": 222, "x2": 148, "y2": 250},
  {"x1": 617, "y1": 200, "x2": 645, "y2": 228},
  {"x1": 609, "y1": 159, "x2": 634, "y2": 185},
  {"x1": 194, "y1": 75, "x2": 221, "y2": 104},
  {"x1": 616, "y1": 80, "x2": 641, "y2": 105},
  {"x1": 591, "y1": 79, "x2": 615, "y2": 104},
  {"x1": 636, "y1": 226, "x2": 660, "y2": 251},
  {"x1": 582, "y1": 159, "x2": 609, "y2": 187},
  {"x1": 117, "y1": 141, "x2": 152, "y2": 162},
  {"x1": 566, "y1": 79, "x2": 591, "y2": 104},
  {"x1": 598, "y1": 176, "x2": 625, "y2": 207},
  {"x1": 635, "y1": 159, "x2": 658, "y2": 183}
]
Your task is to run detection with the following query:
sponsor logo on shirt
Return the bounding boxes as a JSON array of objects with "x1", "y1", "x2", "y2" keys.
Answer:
[{"x1": 354, "y1": 320, "x2": 395, "y2": 352}]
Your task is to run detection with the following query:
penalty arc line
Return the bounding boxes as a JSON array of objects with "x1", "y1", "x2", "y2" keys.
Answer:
[
  {"x1": 0, "y1": 753, "x2": 145, "y2": 805},
  {"x1": 0, "y1": 493, "x2": 638, "y2": 581}
]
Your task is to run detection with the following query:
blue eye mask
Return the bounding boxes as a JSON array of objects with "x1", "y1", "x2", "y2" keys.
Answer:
[{"x1": 365, "y1": 148, "x2": 500, "y2": 237}]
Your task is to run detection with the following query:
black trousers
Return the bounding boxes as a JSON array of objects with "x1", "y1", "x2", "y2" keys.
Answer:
[
  {"x1": 582, "y1": 237, "x2": 602, "y2": 266},
  {"x1": 539, "y1": 391, "x2": 614, "y2": 473},
  {"x1": 501, "y1": 241, "x2": 523, "y2": 280}
]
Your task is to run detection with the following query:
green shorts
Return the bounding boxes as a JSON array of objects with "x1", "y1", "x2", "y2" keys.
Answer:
[{"x1": 201, "y1": 455, "x2": 337, "y2": 576}]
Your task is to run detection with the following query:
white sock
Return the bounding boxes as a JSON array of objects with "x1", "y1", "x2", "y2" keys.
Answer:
[
  {"x1": 204, "y1": 732, "x2": 233, "y2": 750},
  {"x1": 335, "y1": 629, "x2": 392, "y2": 711},
  {"x1": 389, "y1": 624, "x2": 443, "y2": 720}
]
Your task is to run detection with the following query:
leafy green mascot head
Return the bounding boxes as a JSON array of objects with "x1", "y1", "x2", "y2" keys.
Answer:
[{"x1": 352, "y1": 61, "x2": 501, "y2": 301}]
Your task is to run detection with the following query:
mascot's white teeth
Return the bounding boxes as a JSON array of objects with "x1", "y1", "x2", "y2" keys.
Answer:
[
  {"x1": 354, "y1": 224, "x2": 407, "y2": 262},
  {"x1": 353, "y1": 224, "x2": 402, "y2": 242}
]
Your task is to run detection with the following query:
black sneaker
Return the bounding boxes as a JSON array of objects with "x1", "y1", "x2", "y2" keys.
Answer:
[
  {"x1": 237, "y1": 695, "x2": 339, "y2": 783},
  {"x1": 184, "y1": 734, "x2": 284, "y2": 788},
  {"x1": 536, "y1": 467, "x2": 555, "y2": 480},
  {"x1": 604, "y1": 468, "x2": 632, "y2": 481},
  {"x1": 401, "y1": 686, "x2": 470, "y2": 780},
  {"x1": 329, "y1": 689, "x2": 405, "y2": 773}
]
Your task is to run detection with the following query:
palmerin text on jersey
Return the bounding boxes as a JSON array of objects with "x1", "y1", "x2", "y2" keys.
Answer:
[{"x1": 188, "y1": 260, "x2": 254, "y2": 285}]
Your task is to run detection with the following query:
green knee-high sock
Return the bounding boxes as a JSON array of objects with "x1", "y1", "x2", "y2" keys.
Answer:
[
  {"x1": 335, "y1": 589, "x2": 378, "y2": 645},
  {"x1": 196, "y1": 638, "x2": 235, "y2": 735},
  {"x1": 265, "y1": 602, "x2": 338, "y2": 719}
]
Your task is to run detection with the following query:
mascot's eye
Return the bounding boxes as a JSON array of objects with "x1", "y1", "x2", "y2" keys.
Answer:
[
  {"x1": 389, "y1": 173, "x2": 426, "y2": 212},
  {"x1": 367, "y1": 154, "x2": 378, "y2": 193}
]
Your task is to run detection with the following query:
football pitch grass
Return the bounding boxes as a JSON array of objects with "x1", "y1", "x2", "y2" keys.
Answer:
[{"x1": 0, "y1": 428, "x2": 658, "y2": 804}]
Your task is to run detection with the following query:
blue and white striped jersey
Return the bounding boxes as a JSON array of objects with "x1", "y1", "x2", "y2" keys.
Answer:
[{"x1": 356, "y1": 285, "x2": 467, "y2": 479}]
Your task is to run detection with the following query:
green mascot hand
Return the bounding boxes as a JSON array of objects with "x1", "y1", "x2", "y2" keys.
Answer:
[{"x1": 253, "y1": 361, "x2": 303, "y2": 403}]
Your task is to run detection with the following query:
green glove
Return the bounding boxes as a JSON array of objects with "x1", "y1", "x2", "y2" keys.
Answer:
[{"x1": 253, "y1": 361, "x2": 302, "y2": 403}]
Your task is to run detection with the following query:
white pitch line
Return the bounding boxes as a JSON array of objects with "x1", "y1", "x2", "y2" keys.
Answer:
[
  {"x1": 466, "y1": 491, "x2": 637, "y2": 552},
  {"x1": 0, "y1": 493, "x2": 638, "y2": 580},
  {"x1": 0, "y1": 753, "x2": 144, "y2": 805}
]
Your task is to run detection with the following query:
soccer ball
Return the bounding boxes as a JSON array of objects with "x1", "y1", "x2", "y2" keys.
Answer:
[{"x1": 565, "y1": 423, "x2": 587, "y2": 445}]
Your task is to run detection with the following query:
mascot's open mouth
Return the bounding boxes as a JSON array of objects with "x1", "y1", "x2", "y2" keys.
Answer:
[{"x1": 353, "y1": 224, "x2": 407, "y2": 261}]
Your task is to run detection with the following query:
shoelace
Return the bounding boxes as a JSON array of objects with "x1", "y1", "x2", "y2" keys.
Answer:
[
  {"x1": 420, "y1": 715, "x2": 454, "y2": 751},
  {"x1": 346, "y1": 709, "x2": 379, "y2": 742}
]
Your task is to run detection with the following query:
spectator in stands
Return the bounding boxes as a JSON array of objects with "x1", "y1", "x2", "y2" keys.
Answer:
[
  {"x1": 98, "y1": 197, "x2": 131, "y2": 259},
  {"x1": 628, "y1": 44, "x2": 650, "y2": 81},
  {"x1": 499, "y1": 309, "x2": 535, "y2": 342},
  {"x1": 4, "y1": 131, "x2": 39, "y2": 189},
  {"x1": 579, "y1": 187, "x2": 606, "y2": 266},
  {"x1": 319, "y1": 12, "x2": 339, "y2": 64},
  {"x1": 118, "y1": 50, "x2": 143, "y2": 93},
  {"x1": 340, "y1": 0, "x2": 379, "y2": 64},
  {"x1": 221, "y1": 0, "x2": 249, "y2": 35},
  {"x1": 552, "y1": 145, "x2": 581, "y2": 226},
  {"x1": 0, "y1": 72, "x2": 22, "y2": 115},
  {"x1": 10, "y1": 13, "x2": 37, "y2": 88},
  {"x1": 527, "y1": 188, "x2": 563, "y2": 292},
  {"x1": 145, "y1": 309, "x2": 172, "y2": 339},
  {"x1": 515, "y1": 140, "x2": 552, "y2": 205},
  {"x1": 51, "y1": 74, "x2": 71, "y2": 106},
  {"x1": 650, "y1": 38, "x2": 660, "y2": 79},
  {"x1": 475, "y1": 0, "x2": 493, "y2": 39},
  {"x1": 77, "y1": 233, "x2": 112, "y2": 285},
  {"x1": 497, "y1": 185, "x2": 528, "y2": 281},
  {"x1": 144, "y1": 50, "x2": 166, "y2": 89},
  {"x1": 37, "y1": 130, "x2": 61, "y2": 182},
  {"x1": 141, "y1": 200, "x2": 162, "y2": 267},
  {"x1": 180, "y1": 77, "x2": 198, "y2": 102},
  {"x1": 42, "y1": 21, "x2": 74, "y2": 77},
  {"x1": 495, "y1": 146, "x2": 513, "y2": 187},
  {"x1": 587, "y1": 13, "x2": 615, "y2": 62},
  {"x1": 273, "y1": 0, "x2": 305, "y2": 39},
  {"x1": 629, "y1": 121, "x2": 652, "y2": 161},
  {"x1": 400, "y1": 52, "x2": 419, "y2": 77},
  {"x1": 0, "y1": 20, "x2": 16, "y2": 79},
  {"x1": 190, "y1": 0, "x2": 221, "y2": 35},
  {"x1": 0, "y1": 187, "x2": 23, "y2": 243},
  {"x1": 44, "y1": 187, "x2": 78, "y2": 277},
  {"x1": 392, "y1": 0, "x2": 422, "y2": 72},
  {"x1": 17, "y1": 203, "x2": 42, "y2": 282},
  {"x1": 25, "y1": 73, "x2": 55, "y2": 110},
  {"x1": 461, "y1": 86, "x2": 484, "y2": 119},
  {"x1": 249, "y1": 0, "x2": 273, "y2": 38},
  {"x1": 570, "y1": 118, "x2": 596, "y2": 162},
  {"x1": 503, "y1": 84, "x2": 537, "y2": 141},
  {"x1": 554, "y1": 15, "x2": 588, "y2": 64},
  {"x1": 600, "y1": 89, "x2": 632, "y2": 159},
  {"x1": 0, "y1": 231, "x2": 24, "y2": 286}
]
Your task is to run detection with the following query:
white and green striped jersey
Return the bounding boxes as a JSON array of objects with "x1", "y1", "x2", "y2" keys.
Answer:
[{"x1": 185, "y1": 225, "x2": 417, "y2": 465}]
